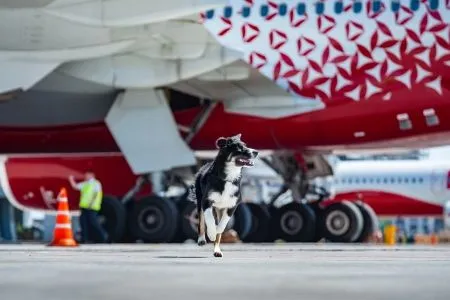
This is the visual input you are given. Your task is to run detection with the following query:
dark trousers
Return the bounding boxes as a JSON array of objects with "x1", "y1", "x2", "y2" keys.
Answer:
[{"x1": 79, "y1": 208, "x2": 108, "y2": 243}]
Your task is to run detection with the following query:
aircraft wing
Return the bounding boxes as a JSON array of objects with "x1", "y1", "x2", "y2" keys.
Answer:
[{"x1": 169, "y1": 59, "x2": 326, "y2": 118}]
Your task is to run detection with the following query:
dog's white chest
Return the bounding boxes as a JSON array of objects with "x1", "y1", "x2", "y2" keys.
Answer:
[{"x1": 209, "y1": 182, "x2": 238, "y2": 209}]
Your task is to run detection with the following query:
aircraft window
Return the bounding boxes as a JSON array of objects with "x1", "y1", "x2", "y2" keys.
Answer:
[
  {"x1": 390, "y1": 178, "x2": 395, "y2": 183},
  {"x1": 297, "y1": 3, "x2": 306, "y2": 15},
  {"x1": 334, "y1": 1, "x2": 343, "y2": 13},
  {"x1": 279, "y1": 3, "x2": 288, "y2": 16},
  {"x1": 316, "y1": 1, "x2": 325, "y2": 14},
  {"x1": 242, "y1": 6, "x2": 251, "y2": 17},
  {"x1": 342, "y1": 178, "x2": 346, "y2": 183},
  {"x1": 429, "y1": 0, "x2": 439, "y2": 10},
  {"x1": 418, "y1": 177, "x2": 424, "y2": 183},
  {"x1": 206, "y1": 10, "x2": 214, "y2": 19},
  {"x1": 404, "y1": 178, "x2": 409, "y2": 183},
  {"x1": 369, "y1": 178, "x2": 374, "y2": 183},
  {"x1": 353, "y1": 1, "x2": 363, "y2": 13},
  {"x1": 376, "y1": 178, "x2": 381, "y2": 183},
  {"x1": 373, "y1": 0, "x2": 382, "y2": 12},
  {"x1": 224, "y1": 6, "x2": 232, "y2": 18},
  {"x1": 355, "y1": 178, "x2": 360, "y2": 184},
  {"x1": 423, "y1": 108, "x2": 439, "y2": 127},
  {"x1": 348, "y1": 178, "x2": 353, "y2": 184},
  {"x1": 410, "y1": 0, "x2": 420, "y2": 11},
  {"x1": 391, "y1": 0, "x2": 400, "y2": 12},
  {"x1": 397, "y1": 113, "x2": 412, "y2": 130},
  {"x1": 383, "y1": 178, "x2": 388, "y2": 184},
  {"x1": 362, "y1": 178, "x2": 366, "y2": 184},
  {"x1": 260, "y1": 4, "x2": 269, "y2": 17}
]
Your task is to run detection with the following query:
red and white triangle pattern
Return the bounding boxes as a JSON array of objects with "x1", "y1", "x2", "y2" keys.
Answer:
[
  {"x1": 241, "y1": 22, "x2": 260, "y2": 43},
  {"x1": 203, "y1": 0, "x2": 449, "y2": 104}
]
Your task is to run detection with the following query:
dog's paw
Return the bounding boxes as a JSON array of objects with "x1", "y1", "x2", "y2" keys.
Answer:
[
  {"x1": 197, "y1": 236, "x2": 206, "y2": 246},
  {"x1": 213, "y1": 251, "x2": 223, "y2": 258}
]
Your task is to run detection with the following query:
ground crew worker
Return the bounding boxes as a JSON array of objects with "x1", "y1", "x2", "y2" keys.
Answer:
[{"x1": 68, "y1": 170, "x2": 108, "y2": 243}]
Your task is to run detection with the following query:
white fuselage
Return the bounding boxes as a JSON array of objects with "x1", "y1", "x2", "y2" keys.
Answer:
[{"x1": 330, "y1": 160, "x2": 450, "y2": 207}]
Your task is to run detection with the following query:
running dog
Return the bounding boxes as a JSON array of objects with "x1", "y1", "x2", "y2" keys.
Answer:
[{"x1": 188, "y1": 134, "x2": 258, "y2": 257}]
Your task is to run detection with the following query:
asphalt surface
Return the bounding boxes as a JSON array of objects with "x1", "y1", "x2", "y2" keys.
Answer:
[{"x1": 0, "y1": 243, "x2": 449, "y2": 300}]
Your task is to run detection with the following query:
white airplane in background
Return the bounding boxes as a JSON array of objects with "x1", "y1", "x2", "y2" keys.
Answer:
[{"x1": 330, "y1": 159, "x2": 450, "y2": 216}]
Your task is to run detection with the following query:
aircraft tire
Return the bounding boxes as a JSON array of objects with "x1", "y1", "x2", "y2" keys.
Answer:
[
  {"x1": 353, "y1": 202, "x2": 379, "y2": 243},
  {"x1": 97, "y1": 195, "x2": 127, "y2": 242},
  {"x1": 321, "y1": 201, "x2": 364, "y2": 243},
  {"x1": 128, "y1": 195, "x2": 179, "y2": 243},
  {"x1": 271, "y1": 202, "x2": 316, "y2": 242},
  {"x1": 242, "y1": 203, "x2": 272, "y2": 243}
]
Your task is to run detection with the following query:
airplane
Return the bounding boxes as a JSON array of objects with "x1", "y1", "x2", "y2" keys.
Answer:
[
  {"x1": 237, "y1": 156, "x2": 450, "y2": 242},
  {"x1": 0, "y1": 0, "x2": 449, "y2": 243},
  {"x1": 330, "y1": 159, "x2": 449, "y2": 217}
]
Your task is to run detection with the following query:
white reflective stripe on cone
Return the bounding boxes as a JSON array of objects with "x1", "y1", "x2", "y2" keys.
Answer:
[
  {"x1": 57, "y1": 211, "x2": 70, "y2": 216},
  {"x1": 58, "y1": 198, "x2": 68, "y2": 202},
  {"x1": 55, "y1": 223, "x2": 72, "y2": 229}
]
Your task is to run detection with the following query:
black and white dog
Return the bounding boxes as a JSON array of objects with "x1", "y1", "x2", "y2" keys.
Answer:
[{"x1": 188, "y1": 134, "x2": 258, "y2": 257}]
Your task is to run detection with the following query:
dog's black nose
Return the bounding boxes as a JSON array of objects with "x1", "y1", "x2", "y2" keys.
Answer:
[{"x1": 252, "y1": 151, "x2": 259, "y2": 157}]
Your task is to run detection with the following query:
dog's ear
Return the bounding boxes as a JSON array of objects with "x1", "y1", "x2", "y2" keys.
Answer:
[
  {"x1": 233, "y1": 133, "x2": 242, "y2": 140},
  {"x1": 216, "y1": 137, "x2": 227, "y2": 149}
]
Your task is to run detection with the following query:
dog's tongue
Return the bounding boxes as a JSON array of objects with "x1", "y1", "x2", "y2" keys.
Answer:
[{"x1": 237, "y1": 158, "x2": 253, "y2": 166}]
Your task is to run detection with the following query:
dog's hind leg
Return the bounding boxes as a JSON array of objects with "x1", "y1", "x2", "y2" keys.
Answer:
[
  {"x1": 197, "y1": 209, "x2": 206, "y2": 246},
  {"x1": 194, "y1": 176, "x2": 207, "y2": 246}
]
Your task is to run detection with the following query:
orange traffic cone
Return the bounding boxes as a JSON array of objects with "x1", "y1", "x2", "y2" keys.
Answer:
[{"x1": 48, "y1": 187, "x2": 78, "y2": 247}]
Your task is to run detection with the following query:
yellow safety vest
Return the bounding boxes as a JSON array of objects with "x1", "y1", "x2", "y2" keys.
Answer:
[{"x1": 79, "y1": 180, "x2": 103, "y2": 211}]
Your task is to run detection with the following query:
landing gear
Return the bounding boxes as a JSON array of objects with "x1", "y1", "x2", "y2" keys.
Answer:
[
  {"x1": 251, "y1": 152, "x2": 378, "y2": 243},
  {"x1": 93, "y1": 151, "x2": 378, "y2": 244},
  {"x1": 128, "y1": 195, "x2": 179, "y2": 243}
]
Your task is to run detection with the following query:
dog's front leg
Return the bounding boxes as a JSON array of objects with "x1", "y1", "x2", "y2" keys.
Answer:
[
  {"x1": 204, "y1": 206, "x2": 217, "y2": 242},
  {"x1": 213, "y1": 208, "x2": 232, "y2": 257}
]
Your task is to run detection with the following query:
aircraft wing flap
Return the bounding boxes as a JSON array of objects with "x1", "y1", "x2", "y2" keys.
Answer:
[{"x1": 169, "y1": 60, "x2": 291, "y2": 100}]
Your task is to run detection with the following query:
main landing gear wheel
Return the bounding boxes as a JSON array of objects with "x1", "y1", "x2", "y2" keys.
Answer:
[
  {"x1": 353, "y1": 202, "x2": 379, "y2": 243},
  {"x1": 321, "y1": 201, "x2": 364, "y2": 243},
  {"x1": 242, "y1": 203, "x2": 271, "y2": 243},
  {"x1": 97, "y1": 195, "x2": 127, "y2": 242},
  {"x1": 271, "y1": 202, "x2": 316, "y2": 242},
  {"x1": 128, "y1": 195, "x2": 179, "y2": 243}
]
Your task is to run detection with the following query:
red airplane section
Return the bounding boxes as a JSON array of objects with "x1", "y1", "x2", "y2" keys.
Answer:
[{"x1": 0, "y1": 0, "x2": 449, "y2": 244}]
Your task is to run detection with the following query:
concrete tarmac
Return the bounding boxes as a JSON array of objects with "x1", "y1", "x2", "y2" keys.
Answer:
[{"x1": 1, "y1": 243, "x2": 449, "y2": 300}]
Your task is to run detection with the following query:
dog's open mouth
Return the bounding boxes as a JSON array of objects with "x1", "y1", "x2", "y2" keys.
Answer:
[{"x1": 235, "y1": 156, "x2": 254, "y2": 166}]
